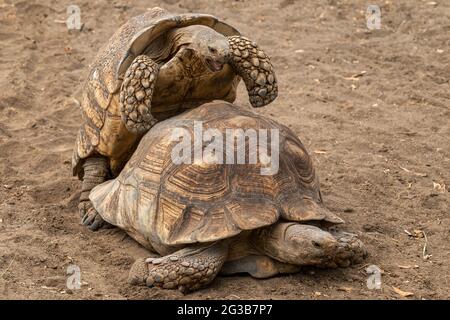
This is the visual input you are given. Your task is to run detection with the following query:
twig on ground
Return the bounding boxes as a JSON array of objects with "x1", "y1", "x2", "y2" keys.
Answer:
[
  {"x1": 0, "y1": 254, "x2": 16, "y2": 279},
  {"x1": 422, "y1": 231, "x2": 432, "y2": 260}
]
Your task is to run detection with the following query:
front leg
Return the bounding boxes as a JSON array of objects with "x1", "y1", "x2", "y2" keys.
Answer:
[
  {"x1": 79, "y1": 156, "x2": 111, "y2": 231},
  {"x1": 128, "y1": 242, "x2": 228, "y2": 293},
  {"x1": 120, "y1": 55, "x2": 159, "y2": 134},
  {"x1": 227, "y1": 36, "x2": 278, "y2": 107}
]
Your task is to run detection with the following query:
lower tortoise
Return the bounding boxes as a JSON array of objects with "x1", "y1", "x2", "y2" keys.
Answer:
[{"x1": 89, "y1": 101, "x2": 367, "y2": 293}]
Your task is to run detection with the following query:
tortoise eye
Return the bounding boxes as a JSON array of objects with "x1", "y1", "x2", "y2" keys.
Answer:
[{"x1": 208, "y1": 46, "x2": 217, "y2": 54}]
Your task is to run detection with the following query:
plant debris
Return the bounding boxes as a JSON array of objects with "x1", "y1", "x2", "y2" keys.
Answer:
[
  {"x1": 397, "y1": 265, "x2": 419, "y2": 269},
  {"x1": 399, "y1": 166, "x2": 427, "y2": 177},
  {"x1": 392, "y1": 286, "x2": 414, "y2": 297},
  {"x1": 432, "y1": 182, "x2": 446, "y2": 193}
]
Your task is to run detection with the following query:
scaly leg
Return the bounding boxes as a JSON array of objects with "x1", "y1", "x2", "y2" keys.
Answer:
[
  {"x1": 79, "y1": 156, "x2": 111, "y2": 231},
  {"x1": 227, "y1": 36, "x2": 278, "y2": 107},
  {"x1": 128, "y1": 241, "x2": 228, "y2": 293},
  {"x1": 120, "y1": 55, "x2": 159, "y2": 134}
]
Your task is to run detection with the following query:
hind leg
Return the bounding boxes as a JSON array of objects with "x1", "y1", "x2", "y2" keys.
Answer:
[
  {"x1": 253, "y1": 222, "x2": 367, "y2": 268},
  {"x1": 79, "y1": 156, "x2": 112, "y2": 231},
  {"x1": 128, "y1": 241, "x2": 228, "y2": 293}
]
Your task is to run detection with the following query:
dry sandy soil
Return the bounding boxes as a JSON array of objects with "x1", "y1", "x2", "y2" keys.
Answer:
[{"x1": 0, "y1": 0, "x2": 449, "y2": 300}]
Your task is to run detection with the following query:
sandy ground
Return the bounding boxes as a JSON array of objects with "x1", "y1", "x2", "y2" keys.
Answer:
[{"x1": 0, "y1": 0, "x2": 449, "y2": 300}]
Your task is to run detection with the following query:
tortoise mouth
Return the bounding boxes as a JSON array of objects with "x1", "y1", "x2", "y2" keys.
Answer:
[{"x1": 205, "y1": 58, "x2": 224, "y2": 72}]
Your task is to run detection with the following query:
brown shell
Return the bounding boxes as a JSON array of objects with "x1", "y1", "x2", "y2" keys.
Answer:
[
  {"x1": 90, "y1": 101, "x2": 343, "y2": 248},
  {"x1": 72, "y1": 8, "x2": 240, "y2": 178}
]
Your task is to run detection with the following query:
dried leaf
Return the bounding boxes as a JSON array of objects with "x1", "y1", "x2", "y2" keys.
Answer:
[
  {"x1": 344, "y1": 71, "x2": 367, "y2": 81},
  {"x1": 399, "y1": 166, "x2": 427, "y2": 177},
  {"x1": 398, "y1": 131, "x2": 418, "y2": 136},
  {"x1": 392, "y1": 286, "x2": 414, "y2": 297},
  {"x1": 433, "y1": 182, "x2": 446, "y2": 193},
  {"x1": 40, "y1": 286, "x2": 57, "y2": 290},
  {"x1": 397, "y1": 265, "x2": 419, "y2": 269},
  {"x1": 413, "y1": 229, "x2": 424, "y2": 238}
]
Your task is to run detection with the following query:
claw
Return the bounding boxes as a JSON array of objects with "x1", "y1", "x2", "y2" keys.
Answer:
[
  {"x1": 80, "y1": 206, "x2": 111, "y2": 231},
  {"x1": 89, "y1": 215, "x2": 104, "y2": 231},
  {"x1": 81, "y1": 207, "x2": 96, "y2": 226},
  {"x1": 81, "y1": 213, "x2": 89, "y2": 225}
]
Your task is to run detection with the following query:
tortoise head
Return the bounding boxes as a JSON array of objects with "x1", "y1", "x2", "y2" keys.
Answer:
[{"x1": 188, "y1": 25, "x2": 230, "y2": 72}]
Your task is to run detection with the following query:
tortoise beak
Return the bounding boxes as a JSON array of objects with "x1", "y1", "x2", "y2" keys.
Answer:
[{"x1": 205, "y1": 58, "x2": 224, "y2": 72}]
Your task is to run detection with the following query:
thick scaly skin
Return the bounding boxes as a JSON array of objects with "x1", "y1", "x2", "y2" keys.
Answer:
[
  {"x1": 227, "y1": 36, "x2": 278, "y2": 107},
  {"x1": 128, "y1": 242, "x2": 228, "y2": 293},
  {"x1": 328, "y1": 230, "x2": 368, "y2": 268},
  {"x1": 253, "y1": 222, "x2": 367, "y2": 268},
  {"x1": 120, "y1": 55, "x2": 159, "y2": 134},
  {"x1": 79, "y1": 156, "x2": 111, "y2": 231}
]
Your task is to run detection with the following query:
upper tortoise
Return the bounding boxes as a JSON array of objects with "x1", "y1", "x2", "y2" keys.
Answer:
[
  {"x1": 89, "y1": 101, "x2": 367, "y2": 293},
  {"x1": 72, "y1": 8, "x2": 278, "y2": 230}
]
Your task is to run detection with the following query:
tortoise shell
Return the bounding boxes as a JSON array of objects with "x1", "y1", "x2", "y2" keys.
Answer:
[
  {"x1": 90, "y1": 101, "x2": 343, "y2": 248},
  {"x1": 72, "y1": 8, "x2": 240, "y2": 178}
]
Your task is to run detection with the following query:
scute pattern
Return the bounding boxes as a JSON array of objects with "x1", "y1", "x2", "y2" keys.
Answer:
[
  {"x1": 284, "y1": 138, "x2": 316, "y2": 185},
  {"x1": 159, "y1": 195, "x2": 187, "y2": 235},
  {"x1": 164, "y1": 164, "x2": 230, "y2": 202},
  {"x1": 225, "y1": 199, "x2": 279, "y2": 230},
  {"x1": 91, "y1": 101, "x2": 343, "y2": 248},
  {"x1": 82, "y1": 88, "x2": 105, "y2": 129}
]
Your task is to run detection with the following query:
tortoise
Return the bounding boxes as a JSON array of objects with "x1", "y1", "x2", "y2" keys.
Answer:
[
  {"x1": 89, "y1": 101, "x2": 367, "y2": 293},
  {"x1": 73, "y1": 7, "x2": 278, "y2": 230}
]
